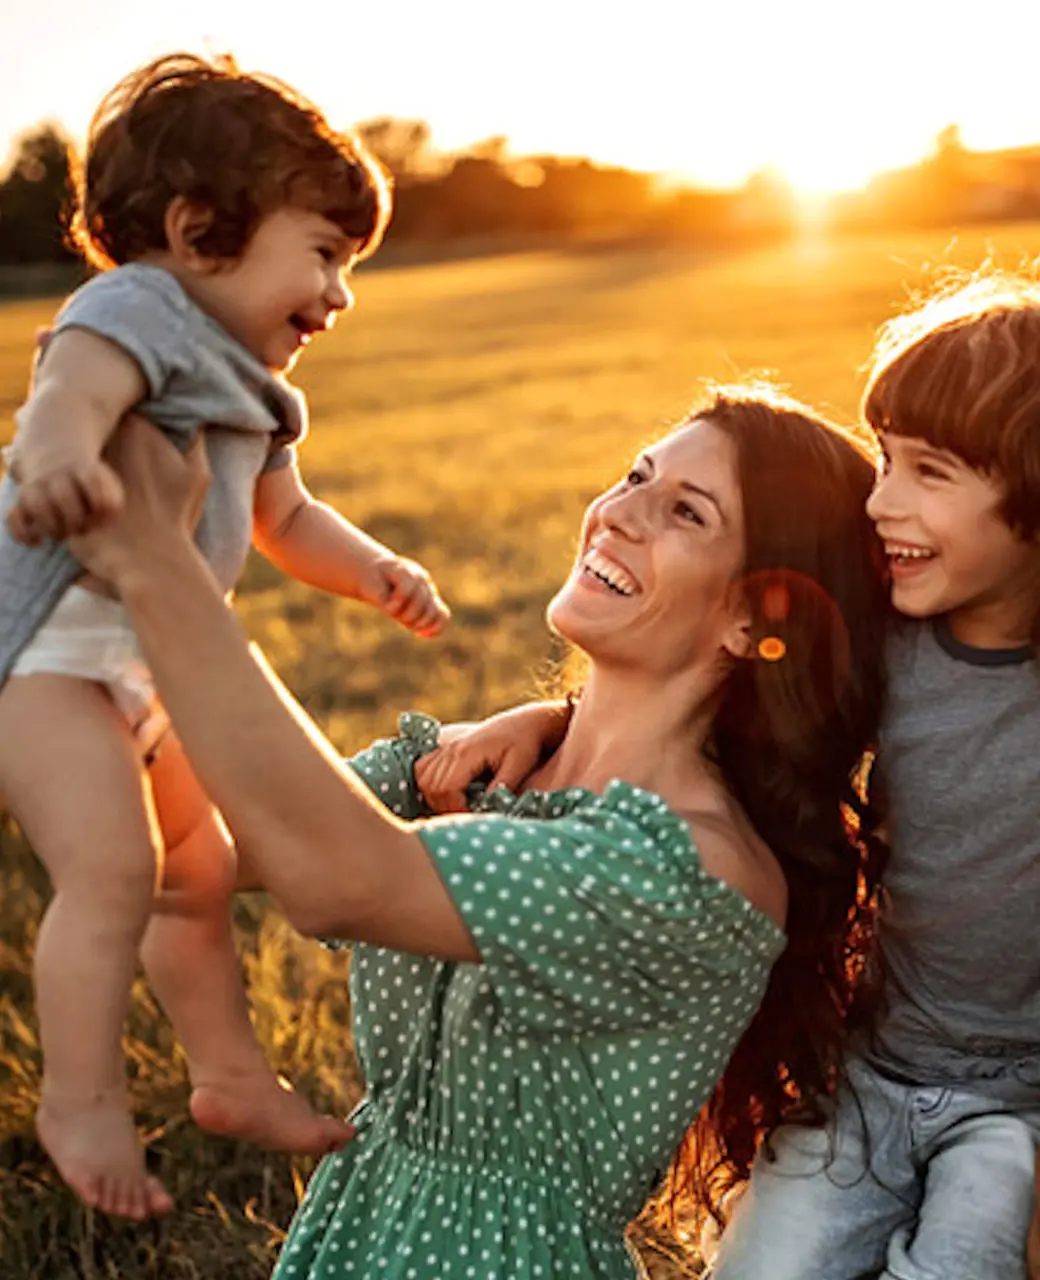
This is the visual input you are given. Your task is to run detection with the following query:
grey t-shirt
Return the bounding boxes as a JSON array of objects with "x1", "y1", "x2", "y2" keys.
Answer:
[
  {"x1": 0, "y1": 263, "x2": 308, "y2": 686},
  {"x1": 863, "y1": 618, "x2": 1040, "y2": 1102}
]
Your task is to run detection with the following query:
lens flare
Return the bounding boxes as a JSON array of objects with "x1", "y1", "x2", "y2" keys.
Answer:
[
  {"x1": 739, "y1": 567, "x2": 854, "y2": 729},
  {"x1": 762, "y1": 583, "x2": 791, "y2": 623},
  {"x1": 758, "y1": 636, "x2": 787, "y2": 661}
]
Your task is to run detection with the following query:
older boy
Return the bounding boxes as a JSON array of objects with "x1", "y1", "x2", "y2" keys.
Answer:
[{"x1": 711, "y1": 278, "x2": 1040, "y2": 1280}]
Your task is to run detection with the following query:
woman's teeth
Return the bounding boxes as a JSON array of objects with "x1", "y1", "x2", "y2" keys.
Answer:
[{"x1": 583, "y1": 548, "x2": 636, "y2": 595}]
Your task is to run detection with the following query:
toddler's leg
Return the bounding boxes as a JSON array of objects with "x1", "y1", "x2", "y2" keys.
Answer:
[
  {"x1": 884, "y1": 1104, "x2": 1039, "y2": 1280},
  {"x1": 710, "y1": 1059, "x2": 918, "y2": 1280},
  {"x1": 142, "y1": 733, "x2": 351, "y2": 1155},
  {"x1": 0, "y1": 673, "x2": 172, "y2": 1220}
]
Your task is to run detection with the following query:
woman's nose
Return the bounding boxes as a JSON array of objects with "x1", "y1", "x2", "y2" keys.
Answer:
[{"x1": 599, "y1": 489, "x2": 650, "y2": 541}]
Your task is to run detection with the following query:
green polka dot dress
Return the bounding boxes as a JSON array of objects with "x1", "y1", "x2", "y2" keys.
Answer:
[{"x1": 274, "y1": 714, "x2": 785, "y2": 1280}]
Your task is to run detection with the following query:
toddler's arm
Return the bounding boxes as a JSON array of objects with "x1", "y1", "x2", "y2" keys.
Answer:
[
  {"x1": 253, "y1": 464, "x2": 450, "y2": 637},
  {"x1": 6, "y1": 329, "x2": 144, "y2": 544}
]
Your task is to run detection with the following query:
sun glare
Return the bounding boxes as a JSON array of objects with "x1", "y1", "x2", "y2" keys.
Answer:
[
  {"x1": 3, "y1": 0, "x2": 1040, "y2": 213},
  {"x1": 770, "y1": 135, "x2": 923, "y2": 199}
]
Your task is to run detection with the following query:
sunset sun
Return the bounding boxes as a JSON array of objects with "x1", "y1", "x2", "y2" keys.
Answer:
[{"x1": 4, "y1": 0, "x2": 1040, "y2": 205}]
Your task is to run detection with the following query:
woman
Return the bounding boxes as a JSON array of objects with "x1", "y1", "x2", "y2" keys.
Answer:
[{"x1": 71, "y1": 386, "x2": 888, "y2": 1279}]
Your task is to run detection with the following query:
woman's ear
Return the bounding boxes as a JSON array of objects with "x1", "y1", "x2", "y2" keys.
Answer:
[
  {"x1": 722, "y1": 622, "x2": 754, "y2": 662},
  {"x1": 721, "y1": 588, "x2": 754, "y2": 661},
  {"x1": 163, "y1": 197, "x2": 217, "y2": 272}
]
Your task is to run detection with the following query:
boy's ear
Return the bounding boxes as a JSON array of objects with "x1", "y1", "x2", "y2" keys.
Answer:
[{"x1": 163, "y1": 198, "x2": 218, "y2": 272}]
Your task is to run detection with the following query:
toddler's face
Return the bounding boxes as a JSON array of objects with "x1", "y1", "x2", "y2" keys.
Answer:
[
  {"x1": 866, "y1": 431, "x2": 1040, "y2": 646},
  {"x1": 191, "y1": 207, "x2": 360, "y2": 371}
]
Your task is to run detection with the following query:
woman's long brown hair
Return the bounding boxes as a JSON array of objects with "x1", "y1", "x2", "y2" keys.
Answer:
[{"x1": 659, "y1": 387, "x2": 890, "y2": 1230}]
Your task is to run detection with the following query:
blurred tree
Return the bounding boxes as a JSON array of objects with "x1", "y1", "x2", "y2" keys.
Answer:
[
  {"x1": 933, "y1": 124, "x2": 965, "y2": 159},
  {"x1": 465, "y1": 135, "x2": 509, "y2": 165},
  {"x1": 734, "y1": 167, "x2": 797, "y2": 238},
  {"x1": 924, "y1": 123, "x2": 970, "y2": 222},
  {"x1": 529, "y1": 158, "x2": 653, "y2": 234},
  {"x1": 430, "y1": 155, "x2": 524, "y2": 235},
  {"x1": 0, "y1": 124, "x2": 77, "y2": 264},
  {"x1": 356, "y1": 117, "x2": 433, "y2": 179}
]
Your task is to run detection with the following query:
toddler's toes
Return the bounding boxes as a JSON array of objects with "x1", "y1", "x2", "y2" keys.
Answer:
[{"x1": 145, "y1": 1175, "x2": 174, "y2": 1217}]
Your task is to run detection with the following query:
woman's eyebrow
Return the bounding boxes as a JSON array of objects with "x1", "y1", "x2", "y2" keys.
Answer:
[
  {"x1": 641, "y1": 453, "x2": 725, "y2": 520},
  {"x1": 678, "y1": 480, "x2": 724, "y2": 519}
]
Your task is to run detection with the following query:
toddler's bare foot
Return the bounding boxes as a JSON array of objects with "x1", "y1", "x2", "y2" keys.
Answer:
[
  {"x1": 190, "y1": 1071, "x2": 353, "y2": 1155},
  {"x1": 36, "y1": 1085, "x2": 173, "y2": 1219}
]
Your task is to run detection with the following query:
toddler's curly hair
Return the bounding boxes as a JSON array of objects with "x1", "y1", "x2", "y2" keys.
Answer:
[{"x1": 70, "y1": 52, "x2": 391, "y2": 271}]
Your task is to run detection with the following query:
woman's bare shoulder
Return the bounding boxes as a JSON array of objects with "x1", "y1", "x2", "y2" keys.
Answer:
[{"x1": 673, "y1": 800, "x2": 788, "y2": 931}]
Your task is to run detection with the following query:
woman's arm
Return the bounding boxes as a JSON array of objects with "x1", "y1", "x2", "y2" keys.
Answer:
[{"x1": 73, "y1": 417, "x2": 477, "y2": 962}]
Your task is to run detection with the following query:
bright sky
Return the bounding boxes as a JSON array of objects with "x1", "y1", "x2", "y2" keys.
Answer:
[{"x1": 4, "y1": 0, "x2": 1040, "y2": 194}]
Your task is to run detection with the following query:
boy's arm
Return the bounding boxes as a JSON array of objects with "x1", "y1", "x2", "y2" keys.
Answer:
[
  {"x1": 1029, "y1": 1148, "x2": 1040, "y2": 1280},
  {"x1": 253, "y1": 464, "x2": 450, "y2": 637},
  {"x1": 7, "y1": 329, "x2": 145, "y2": 543},
  {"x1": 415, "y1": 699, "x2": 573, "y2": 812}
]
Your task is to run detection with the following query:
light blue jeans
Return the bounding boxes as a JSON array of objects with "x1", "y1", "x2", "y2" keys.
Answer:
[{"x1": 710, "y1": 1055, "x2": 1040, "y2": 1280}]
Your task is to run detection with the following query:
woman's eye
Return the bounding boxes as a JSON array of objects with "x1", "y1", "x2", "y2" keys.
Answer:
[
  {"x1": 316, "y1": 247, "x2": 335, "y2": 263},
  {"x1": 624, "y1": 469, "x2": 645, "y2": 486},
  {"x1": 676, "y1": 502, "x2": 705, "y2": 526}
]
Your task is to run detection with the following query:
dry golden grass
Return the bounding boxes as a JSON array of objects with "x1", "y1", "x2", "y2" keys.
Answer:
[{"x1": 1, "y1": 223, "x2": 1038, "y2": 1278}]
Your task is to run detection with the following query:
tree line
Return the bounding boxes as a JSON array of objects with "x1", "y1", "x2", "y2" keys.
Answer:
[
  {"x1": 4, "y1": 116, "x2": 1037, "y2": 270},
  {"x1": 0, "y1": 117, "x2": 799, "y2": 268}
]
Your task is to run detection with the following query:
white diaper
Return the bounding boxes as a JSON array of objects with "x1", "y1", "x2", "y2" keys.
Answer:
[{"x1": 10, "y1": 585, "x2": 169, "y2": 757}]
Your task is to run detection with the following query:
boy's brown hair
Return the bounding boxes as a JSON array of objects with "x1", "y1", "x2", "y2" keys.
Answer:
[
  {"x1": 863, "y1": 272, "x2": 1040, "y2": 539},
  {"x1": 69, "y1": 52, "x2": 392, "y2": 271}
]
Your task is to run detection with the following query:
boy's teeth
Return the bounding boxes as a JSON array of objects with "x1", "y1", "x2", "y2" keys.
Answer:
[{"x1": 888, "y1": 545, "x2": 935, "y2": 560}]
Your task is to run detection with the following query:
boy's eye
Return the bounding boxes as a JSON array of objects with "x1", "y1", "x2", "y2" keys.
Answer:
[
  {"x1": 624, "y1": 468, "x2": 646, "y2": 486},
  {"x1": 916, "y1": 461, "x2": 950, "y2": 481},
  {"x1": 316, "y1": 246, "x2": 336, "y2": 263}
]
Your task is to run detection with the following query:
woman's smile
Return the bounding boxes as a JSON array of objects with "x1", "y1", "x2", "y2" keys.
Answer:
[{"x1": 579, "y1": 545, "x2": 641, "y2": 597}]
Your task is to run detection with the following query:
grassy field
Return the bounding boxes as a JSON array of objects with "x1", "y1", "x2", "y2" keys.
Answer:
[{"x1": 1, "y1": 222, "x2": 1039, "y2": 1278}]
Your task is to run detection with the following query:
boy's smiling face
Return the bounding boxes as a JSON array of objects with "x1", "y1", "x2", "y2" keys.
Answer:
[
  {"x1": 173, "y1": 205, "x2": 361, "y2": 372},
  {"x1": 867, "y1": 432, "x2": 1040, "y2": 647}
]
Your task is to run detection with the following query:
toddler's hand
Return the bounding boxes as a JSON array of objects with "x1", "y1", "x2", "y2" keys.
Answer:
[
  {"x1": 363, "y1": 556, "x2": 450, "y2": 638},
  {"x1": 6, "y1": 456, "x2": 124, "y2": 546}
]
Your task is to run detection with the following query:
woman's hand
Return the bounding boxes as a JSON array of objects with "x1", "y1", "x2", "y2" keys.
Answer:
[{"x1": 67, "y1": 414, "x2": 209, "y2": 588}]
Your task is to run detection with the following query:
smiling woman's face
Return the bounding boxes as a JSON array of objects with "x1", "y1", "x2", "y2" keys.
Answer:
[{"x1": 548, "y1": 419, "x2": 749, "y2": 679}]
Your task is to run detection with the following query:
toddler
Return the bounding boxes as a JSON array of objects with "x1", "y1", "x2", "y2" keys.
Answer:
[{"x1": 0, "y1": 52, "x2": 448, "y2": 1220}]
